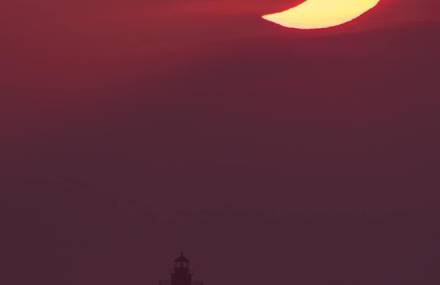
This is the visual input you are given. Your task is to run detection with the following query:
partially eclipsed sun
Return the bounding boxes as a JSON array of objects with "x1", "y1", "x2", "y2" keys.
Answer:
[{"x1": 262, "y1": 0, "x2": 381, "y2": 29}]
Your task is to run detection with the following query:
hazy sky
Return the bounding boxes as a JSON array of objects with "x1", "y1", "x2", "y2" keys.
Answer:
[{"x1": 1, "y1": 1, "x2": 440, "y2": 285}]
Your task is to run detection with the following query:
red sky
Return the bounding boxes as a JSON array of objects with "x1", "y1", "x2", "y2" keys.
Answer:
[
  {"x1": 2, "y1": 0, "x2": 439, "y2": 89},
  {"x1": 2, "y1": 1, "x2": 440, "y2": 285}
]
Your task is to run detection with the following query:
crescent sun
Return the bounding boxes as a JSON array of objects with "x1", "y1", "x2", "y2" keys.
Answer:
[{"x1": 262, "y1": 0, "x2": 381, "y2": 30}]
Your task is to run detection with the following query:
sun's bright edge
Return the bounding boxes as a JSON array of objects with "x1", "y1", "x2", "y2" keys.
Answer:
[{"x1": 262, "y1": 0, "x2": 381, "y2": 29}]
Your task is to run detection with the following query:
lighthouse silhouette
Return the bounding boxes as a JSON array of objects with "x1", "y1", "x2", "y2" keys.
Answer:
[{"x1": 160, "y1": 253, "x2": 204, "y2": 285}]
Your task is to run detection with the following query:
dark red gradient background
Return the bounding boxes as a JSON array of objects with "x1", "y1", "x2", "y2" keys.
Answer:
[{"x1": 1, "y1": 1, "x2": 440, "y2": 285}]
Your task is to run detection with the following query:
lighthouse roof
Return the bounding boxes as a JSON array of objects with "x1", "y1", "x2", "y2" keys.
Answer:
[{"x1": 174, "y1": 252, "x2": 189, "y2": 263}]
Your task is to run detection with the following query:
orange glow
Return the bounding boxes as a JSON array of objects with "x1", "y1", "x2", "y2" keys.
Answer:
[{"x1": 262, "y1": 0, "x2": 380, "y2": 29}]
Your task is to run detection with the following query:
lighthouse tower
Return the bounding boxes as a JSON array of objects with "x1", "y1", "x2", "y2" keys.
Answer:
[{"x1": 171, "y1": 253, "x2": 192, "y2": 285}]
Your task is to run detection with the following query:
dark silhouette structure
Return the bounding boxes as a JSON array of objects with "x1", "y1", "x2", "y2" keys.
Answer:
[
  {"x1": 172, "y1": 253, "x2": 192, "y2": 285},
  {"x1": 160, "y1": 253, "x2": 204, "y2": 285}
]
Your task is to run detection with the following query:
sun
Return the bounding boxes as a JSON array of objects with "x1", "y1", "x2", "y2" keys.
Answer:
[{"x1": 262, "y1": 0, "x2": 381, "y2": 30}]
